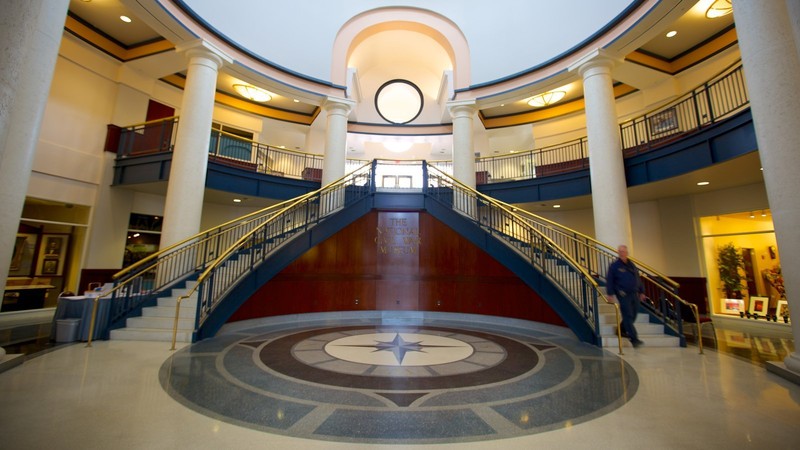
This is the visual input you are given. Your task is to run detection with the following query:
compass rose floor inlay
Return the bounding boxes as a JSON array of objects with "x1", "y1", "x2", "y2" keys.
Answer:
[{"x1": 160, "y1": 315, "x2": 638, "y2": 444}]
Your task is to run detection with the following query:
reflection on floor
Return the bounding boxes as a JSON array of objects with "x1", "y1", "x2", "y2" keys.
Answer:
[
  {"x1": 684, "y1": 315, "x2": 795, "y2": 367},
  {"x1": 0, "y1": 312, "x2": 798, "y2": 448}
]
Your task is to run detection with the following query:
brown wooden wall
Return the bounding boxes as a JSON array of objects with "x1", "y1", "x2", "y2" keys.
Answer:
[{"x1": 228, "y1": 211, "x2": 565, "y2": 326}]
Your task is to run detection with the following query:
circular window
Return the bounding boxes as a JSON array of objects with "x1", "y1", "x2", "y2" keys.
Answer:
[{"x1": 375, "y1": 79, "x2": 423, "y2": 124}]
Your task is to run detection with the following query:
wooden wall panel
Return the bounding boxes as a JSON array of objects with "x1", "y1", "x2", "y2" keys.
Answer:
[{"x1": 230, "y1": 210, "x2": 566, "y2": 327}]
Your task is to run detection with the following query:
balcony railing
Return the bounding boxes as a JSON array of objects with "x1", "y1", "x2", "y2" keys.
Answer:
[
  {"x1": 112, "y1": 62, "x2": 748, "y2": 188},
  {"x1": 619, "y1": 63, "x2": 748, "y2": 155}
]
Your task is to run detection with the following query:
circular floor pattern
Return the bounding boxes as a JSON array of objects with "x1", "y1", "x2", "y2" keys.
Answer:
[{"x1": 160, "y1": 318, "x2": 638, "y2": 444}]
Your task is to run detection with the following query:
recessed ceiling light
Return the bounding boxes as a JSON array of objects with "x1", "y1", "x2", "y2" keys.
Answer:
[
  {"x1": 697, "y1": 181, "x2": 710, "y2": 186},
  {"x1": 553, "y1": 204, "x2": 561, "y2": 208},
  {"x1": 666, "y1": 30, "x2": 677, "y2": 38},
  {"x1": 293, "y1": 99, "x2": 299, "y2": 103},
  {"x1": 120, "y1": 15, "x2": 132, "y2": 23},
  {"x1": 233, "y1": 198, "x2": 242, "y2": 203}
]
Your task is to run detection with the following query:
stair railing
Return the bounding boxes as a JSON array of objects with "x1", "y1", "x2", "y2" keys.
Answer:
[
  {"x1": 170, "y1": 162, "x2": 374, "y2": 349},
  {"x1": 85, "y1": 191, "x2": 322, "y2": 345},
  {"x1": 486, "y1": 197, "x2": 706, "y2": 351},
  {"x1": 425, "y1": 164, "x2": 625, "y2": 354}
]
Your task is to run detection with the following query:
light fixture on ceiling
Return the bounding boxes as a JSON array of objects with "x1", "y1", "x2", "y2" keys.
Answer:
[
  {"x1": 233, "y1": 84, "x2": 272, "y2": 102},
  {"x1": 553, "y1": 204, "x2": 561, "y2": 208},
  {"x1": 761, "y1": 210, "x2": 767, "y2": 217},
  {"x1": 384, "y1": 140, "x2": 413, "y2": 153},
  {"x1": 705, "y1": 0, "x2": 732, "y2": 19},
  {"x1": 120, "y1": 15, "x2": 132, "y2": 23},
  {"x1": 527, "y1": 90, "x2": 566, "y2": 107},
  {"x1": 697, "y1": 181, "x2": 710, "y2": 186},
  {"x1": 666, "y1": 30, "x2": 677, "y2": 38},
  {"x1": 233, "y1": 198, "x2": 242, "y2": 203}
]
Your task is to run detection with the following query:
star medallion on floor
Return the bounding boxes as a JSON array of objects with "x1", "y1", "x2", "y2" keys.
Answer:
[{"x1": 160, "y1": 319, "x2": 638, "y2": 444}]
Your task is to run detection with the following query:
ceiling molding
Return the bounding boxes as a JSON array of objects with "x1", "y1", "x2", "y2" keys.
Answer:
[
  {"x1": 625, "y1": 27, "x2": 738, "y2": 75},
  {"x1": 64, "y1": 14, "x2": 174, "y2": 62},
  {"x1": 480, "y1": 84, "x2": 637, "y2": 129},
  {"x1": 160, "y1": 74, "x2": 320, "y2": 125}
]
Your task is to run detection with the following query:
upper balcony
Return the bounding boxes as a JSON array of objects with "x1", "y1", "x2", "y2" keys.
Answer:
[{"x1": 111, "y1": 63, "x2": 757, "y2": 206}]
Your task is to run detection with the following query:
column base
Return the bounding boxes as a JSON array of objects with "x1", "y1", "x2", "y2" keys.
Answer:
[{"x1": 766, "y1": 361, "x2": 800, "y2": 386}]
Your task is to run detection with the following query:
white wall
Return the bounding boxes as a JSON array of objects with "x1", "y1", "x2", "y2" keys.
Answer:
[{"x1": 182, "y1": 0, "x2": 632, "y2": 86}]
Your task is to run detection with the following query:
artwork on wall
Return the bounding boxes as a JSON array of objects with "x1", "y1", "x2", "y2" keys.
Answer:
[
  {"x1": 648, "y1": 107, "x2": 678, "y2": 135},
  {"x1": 9, "y1": 233, "x2": 38, "y2": 277},
  {"x1": 723, "y1": 298, "x2": 744, "y2": 314},
  {"x1": 776, "y1": 300, "x2": 790, "y2": 322},
  {"x1": 748, "y1": 296, "x2": 769, "y2": 316},
  {"x1": 35, "y1": 234, "x2": 69, "y2": 276}
]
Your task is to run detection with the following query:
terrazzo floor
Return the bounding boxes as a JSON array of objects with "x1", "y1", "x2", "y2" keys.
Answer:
[{"x1": 1, "y1": 313, "x2": 799, "y2": 449}]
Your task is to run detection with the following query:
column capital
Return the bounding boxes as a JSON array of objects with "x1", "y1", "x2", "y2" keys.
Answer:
[
  {"x1": 322, "y1": 96, "x2": 356, "y2": 116},
  {"x1": 175, "y1": 39, "x2": 233, "y2": 69},
  {"x1": 568, "y1": 48, "x2": 622, "y2": 77},
  {"x1": 447, "y1": 99, "x2": 477, "y2": 120}
]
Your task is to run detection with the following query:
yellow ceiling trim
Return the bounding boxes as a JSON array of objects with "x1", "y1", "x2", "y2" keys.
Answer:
[
  {"x1": 64, "y1": 15, "x2": 174, "y2": 61},
  {"x1": 481, "y1": 84, "x2": 637, "y2": 129},
  {"x1": 161, "y1": 74, "x2": 318, "y2": 125},
  {"x1": 626, "y1": 27, "x2": 738, "y2": 74}
]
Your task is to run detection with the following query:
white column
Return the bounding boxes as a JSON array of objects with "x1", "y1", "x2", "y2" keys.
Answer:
[
  {"x1": 159, "y1": 41, "x2": 231, "y2": 248},
  {"x1": 320, "y1": 97, "x2": 354, "y2": 186},
  {"x1": 569, "y1": 50, "x2": 633, "y2": 251},
  {"x1": 0, "y1": 0, "x2": 68, "y2": 296},
  {"x1": 448, "y1": 100, "x2": 477, "y2": 188},
  {"x1": 733, "y1": 0, "x2": 800, "y2": 374}
]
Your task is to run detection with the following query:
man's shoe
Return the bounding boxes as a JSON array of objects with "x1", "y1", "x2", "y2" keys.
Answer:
[{"x1": 631, "y1": 339, "x2": 644, "y2": 348}]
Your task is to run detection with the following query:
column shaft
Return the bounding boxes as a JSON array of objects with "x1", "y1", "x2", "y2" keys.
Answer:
[
  {"x1": 733, "y1": 0, "x2": 800, "y2": 372},
  {"x1": 321, "y1": 98, "x2": 353, "y2": 186},
  {"x1": 0, "y1": 0, "x2": 68, "y2": 296},
  {"x1": 449, "y1": 102, "x2": 477, "y2": 188},
  {"x1": 571, "y1": 52, "x2": 633, "y2": 251},
  {"x1": 160, "y1": 42, "x2": 229, "y2": 248}
]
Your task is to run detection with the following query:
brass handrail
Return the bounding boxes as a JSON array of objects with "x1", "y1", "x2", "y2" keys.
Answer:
[
  {"x1": 495, "y1": 200, "x2": 680, "y2": 289},
  {"x1": 427, "y1": 164, "x2": 624, "y2": 354},
  {"x1": 112, "y1": 196, "x2": 304, "y2": 280},
  {"x1": 170, "y1": 162, "x2": 373, "y2": 349},
  {"x1": 641, "y1": 274, "x2": 706, "y2": 354}
]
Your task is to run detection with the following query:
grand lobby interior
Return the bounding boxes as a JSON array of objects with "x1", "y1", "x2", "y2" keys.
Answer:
[{"x1": 1, "y1": 0, "x2": 800, "y2": 448}]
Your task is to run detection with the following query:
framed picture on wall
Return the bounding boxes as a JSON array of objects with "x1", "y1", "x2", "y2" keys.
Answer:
[
  {"x1": 35, "y1": 234, "x2": 69, "y2": 277},
  {"x1": 748, "y1": 296, "x2": 769, "y2": 315},
  {"x1": 776, "y1": 300, "x2": 790, "y2": 321},
  {"x1": 9, "y1": 233, "x2": 38, "y2": 277},
  {"x1": 723, "y1": 298, "x2": 744, "y2": 314},
  {"x1": 648, "y1": 107, "x2": 678, "y2": 135}
]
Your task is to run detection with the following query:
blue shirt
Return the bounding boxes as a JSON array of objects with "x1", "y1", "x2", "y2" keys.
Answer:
[{"x1": 606, "y1": 258, "x2": 643, "y2": 296}]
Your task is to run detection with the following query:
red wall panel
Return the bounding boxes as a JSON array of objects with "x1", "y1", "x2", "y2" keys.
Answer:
[{"x1": 228, "y1": 211, "x2": 565, "y2": 327}]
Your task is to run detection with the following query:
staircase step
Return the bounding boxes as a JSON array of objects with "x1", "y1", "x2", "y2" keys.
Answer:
[
  {"x1": 599, "y1": 322, "x2": 663, "y2": 335},
  {"x1": 602, "y1": 334, "x2": 681, "y2": 348},
  {"x1": 142, "y1": 305, "x2": 197, "y2": 318},
  {"x1": 125, "y1": 315, "x2": 194, "y2": 330},
  {"x1": 157, "y1": 296, "x2": 197, "y2": 308},
  {"x1": 110, "y1": 327, "x2": 192, "y2": 343}
]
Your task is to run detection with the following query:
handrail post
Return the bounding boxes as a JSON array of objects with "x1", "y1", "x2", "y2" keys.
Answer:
[
  {"x1": 171, "y1": 294, "x2": 186, "y2": 351},
  {"x1": 692, "y1": 303, "x2": 704, "y2": 355},
  {"x1": 85, "y1": 297, "x2": 100, "y2": 347}
]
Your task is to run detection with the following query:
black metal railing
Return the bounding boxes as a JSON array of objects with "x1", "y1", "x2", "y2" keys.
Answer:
[
  {"x1": 170, "y1": 162, "x2": 374, "y2": 348},
  {"x1": 425, "y1": 163, "x2": 625, "y2": 351},
  {"x1": 620, "y1": 63, "x2": 748, "y2": 155},
  {"x1": 117, "y1": 116, "x2": 179, "y2": 157}
]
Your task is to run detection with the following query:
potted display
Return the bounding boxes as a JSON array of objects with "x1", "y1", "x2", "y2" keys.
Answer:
[{"x1": 717, "y1": 242, "x2": 745, "y2": 300}]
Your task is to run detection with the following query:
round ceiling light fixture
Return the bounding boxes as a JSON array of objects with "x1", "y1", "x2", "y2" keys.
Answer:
[
  {"x1": 233, "y1": 84, "x2": 272, "y2": 102},
  {"x1": 527, "y1": 90, "x2": 566, "y2": 107},
  {"x1": 375, "y1": 79, "x2": 423, "y2": 124}
]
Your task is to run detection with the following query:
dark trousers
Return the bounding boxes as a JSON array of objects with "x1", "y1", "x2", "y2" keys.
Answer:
[{"x1": 617, "y1": 291, "x2": 639, "y2": 342}]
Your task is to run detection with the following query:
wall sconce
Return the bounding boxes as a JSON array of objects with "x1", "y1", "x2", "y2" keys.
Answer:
[
  {"x1": 705, "y1": 0, "x2": 732, "y2": 19},
  {"x1": 233, "y1": 84, "x2": 272, "y2": 102},
  {"x1": 527, "y1": 90, "x2": 566, "y2": 107}
]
